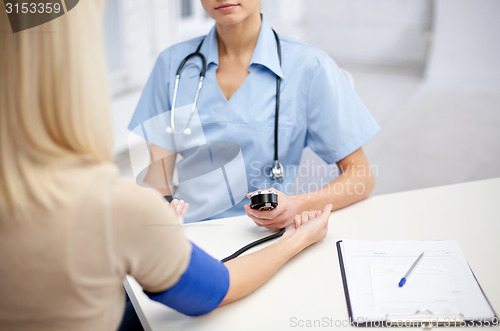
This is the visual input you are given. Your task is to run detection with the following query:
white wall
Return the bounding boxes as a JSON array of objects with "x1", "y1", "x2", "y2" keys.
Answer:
[
  {"x1": 261, "y1": 0, "x2": 305, "y2": 40},
  {"x1": 108, "y1": 0, "x2": 435, "y2": 156},
  {"x1": 104, "y1": 0, "x2": 213, "y2": 155},
  {"x1": 302, "y1": 0, "x2": 433, "y2": 68},
  {"x1": 424, "y1": 0, "x2": 500, "y2": 88}
]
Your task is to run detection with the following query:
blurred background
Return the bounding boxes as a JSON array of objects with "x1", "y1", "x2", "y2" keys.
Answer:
[{"x1": 106, "y1": 0, "x2": 500, "y2": 196}]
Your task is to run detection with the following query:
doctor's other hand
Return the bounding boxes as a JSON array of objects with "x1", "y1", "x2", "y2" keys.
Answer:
[
  {"x1": 282, "y1": 204, "x2": 331, "y2": 244},
  {"x1": 169, "y1": 199, "x2": 189, "y2": 218},
  {"x1": 244, "y1": 189, "x2": 300, "y2": 231}
]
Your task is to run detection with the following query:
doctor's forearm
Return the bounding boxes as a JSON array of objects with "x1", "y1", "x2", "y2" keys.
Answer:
[
  {"x1": 143, "y1": 144, "x2": 177, "y2": 196},
  {"x1": 293, "y1": 148, "x2": 375, "y2": 212},
  {"x1": 294, "y1": 170, "x2": 374, "y2": 213},
  {"x1": 144, "y1": 162, "x2": 174, "y2": 196}
]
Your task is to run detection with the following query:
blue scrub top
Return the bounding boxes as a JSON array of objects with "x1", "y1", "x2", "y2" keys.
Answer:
[{"x1": 128, "y1": 16, "x2": 379, "y2": 222}]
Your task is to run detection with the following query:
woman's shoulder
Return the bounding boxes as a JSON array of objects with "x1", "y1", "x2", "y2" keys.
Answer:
[
  {"x1": 110, "y1": 174, "x2": 180, "y2": 227},
  {"x1": 111, "y1": 175, "x2": 166, "y2": 210}
]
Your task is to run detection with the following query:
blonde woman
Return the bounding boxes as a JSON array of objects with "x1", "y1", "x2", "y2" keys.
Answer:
[{"x1": 0, "y1": 2, "x2": 331, "y2": 330}]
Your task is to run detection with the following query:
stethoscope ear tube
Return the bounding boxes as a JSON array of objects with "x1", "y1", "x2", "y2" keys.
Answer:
[
  {"x1": 167, "y1": 29, "x2": 285, "y2": 180},
  {"x1": 168, "y1": 51, "x2": 206, "y2": 135},
  {"x1": 176, "y1": 52, "x2": 206, "y2": 78}
]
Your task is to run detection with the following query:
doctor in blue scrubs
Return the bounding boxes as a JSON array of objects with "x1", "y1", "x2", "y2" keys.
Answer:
[{"x1": 128, "y1": 0, "x2": 379, "y2": 229}]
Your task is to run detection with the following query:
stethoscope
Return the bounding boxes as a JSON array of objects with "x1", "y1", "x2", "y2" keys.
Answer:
[{"x1": 165, "y1": 29, "x2": 285, "y2": 182}]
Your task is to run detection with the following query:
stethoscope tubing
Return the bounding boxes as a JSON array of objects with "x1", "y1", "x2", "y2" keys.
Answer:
[
  {"x1": 221, "y1": 227, "x2": 286, "y2": 262},
  {"x1": 273, "y1": 29, "x2": 281, "y2": 167}
]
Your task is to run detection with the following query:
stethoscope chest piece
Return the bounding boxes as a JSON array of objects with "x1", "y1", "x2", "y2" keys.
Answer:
[{"x1": 270, "y1": 161, "x2": 284, "y2": 183}]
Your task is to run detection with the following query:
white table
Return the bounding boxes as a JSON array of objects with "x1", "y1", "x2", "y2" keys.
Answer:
[{"x1": 124, "y1": 178, "x2": 500, "y2": 330}]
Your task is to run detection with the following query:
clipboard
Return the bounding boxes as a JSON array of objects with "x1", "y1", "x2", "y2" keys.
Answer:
[{"x1": 337, "y1": 240, "x2": 498, "y2": 327}]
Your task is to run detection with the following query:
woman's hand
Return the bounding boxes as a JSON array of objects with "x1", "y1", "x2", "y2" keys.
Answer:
[
  {"x1": 169, "y1": 199, "x2": 189, "y2": 218},
  {"x1": 220, "y1": 203, "x2": 331, "y2": 306},
  {"x1": 244, "y1": 189, "x2": 300, "y2": 231},
  {"x1": 282, "y1": 204, "x2": 331, "y2": 246}
]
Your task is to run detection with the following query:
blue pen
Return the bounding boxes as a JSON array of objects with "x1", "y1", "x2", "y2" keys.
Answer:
[{"x1": 398, "y1": 252, "x2": 424, "y2": 287}]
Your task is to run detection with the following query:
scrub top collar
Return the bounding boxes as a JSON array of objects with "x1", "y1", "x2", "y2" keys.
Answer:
[
  {"x1": 199, "y1": 15, "x2": 284, "y2": 79},
  {"x1": 250, "y1": 16, "x2": 284, "y2": 79},
  {"x1": 201, "y1": 26, "x2": 219, "y2": 68}
]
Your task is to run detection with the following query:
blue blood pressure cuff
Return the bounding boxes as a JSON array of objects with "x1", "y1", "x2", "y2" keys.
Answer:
[{"x1": 145, "y1": 243, "x2": 230, "y2": 316}]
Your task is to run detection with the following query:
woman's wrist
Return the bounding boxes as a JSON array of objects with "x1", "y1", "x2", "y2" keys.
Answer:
[{"x1": 278, "y1": 230, "x2": 309, "y2": 257}]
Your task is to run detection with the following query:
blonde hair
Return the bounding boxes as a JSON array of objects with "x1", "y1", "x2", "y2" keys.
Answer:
[{"x1": 0, "y1": 0, "x2": 112, "y2": 218}]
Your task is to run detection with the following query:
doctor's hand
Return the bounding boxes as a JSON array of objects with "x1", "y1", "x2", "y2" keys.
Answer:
[
  {"x1": 169, "y1": 199, "x2": 189, "y2": 218},
  {"x1": 244, "y1": 189, "x2": 300, "y2": 231}
]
